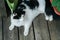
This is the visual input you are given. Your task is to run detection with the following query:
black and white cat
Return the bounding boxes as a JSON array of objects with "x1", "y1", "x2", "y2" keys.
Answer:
[{"x1": 5, "y1": 0, "x2": 54, "y2": 36}]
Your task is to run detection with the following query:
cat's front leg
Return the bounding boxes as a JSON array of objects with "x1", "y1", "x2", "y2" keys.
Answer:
[
  {"x1": 24, "y1": 25, "x2": 30, "y2": 36},
  {"x1": 9, "y1": 24, "x2": 14, "y2": 30},
  {"x1": 23, "y1": 20, "x2": 32, "y2": 36},
  {"x1": 44, "y1": 13, "x2": 53, "y2": 21}
]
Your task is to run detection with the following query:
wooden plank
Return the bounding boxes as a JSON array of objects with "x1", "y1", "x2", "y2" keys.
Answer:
[
  {"x1": 0, "y1": 0, "x2": 18, "y2": 40},
  {"x1": 0, "y1": 16, "x2": 2, "y2": 40},
  {"x1": 33, "y1": 14, "x2": 50, "y2": 40},
  {"x1": 19, "y1": 25, "x2": 34, "y2": 40},
  {"x1": 0, "y1": 0, "x2": 5, "y2": 40},
  {"x1": 0, "y1": 0, "x2": 7, "y2": 17},
  {"x1": 48, "y1": 19, "x2": 60, "y2": 40},
  {"x1": 3, "y1": 17, "x2": 18, "y2": 40}
]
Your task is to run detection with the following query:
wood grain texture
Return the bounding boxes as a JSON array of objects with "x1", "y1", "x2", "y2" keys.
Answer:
[
  {"x1": 3, "y1": 16, "x2": 18, "y2": 40},
  {"x1": 1, "y1": 0, "x2": 18, "y2": 40},
  {"x1": 19, "y1": 25, "x2": 34, "y2": 40},
  {"x1": 0, "y1": 0, "x2": 7, "y2": 17},
  {"x1": 0, "y1": 0, "x2": 5, "y2": 40},
  {"x1": 0, "y1": 16, "x2": 2, "y2": 40},
  {"x1": 33, "y1": 14, "x2": 50, "y2": 40},
  {"x1": 48, "y1": 19, "x2": 60, "y2": 40}
]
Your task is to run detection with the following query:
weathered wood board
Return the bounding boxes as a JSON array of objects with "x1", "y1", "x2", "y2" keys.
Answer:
[
  {"x1": 3, "y1": 17, "x2": 18, "y2": 40},
  {"x1": 33, "y1": 14, "x2": 50, "y2": 40},
  {"x1": 0, "y1": 0, "x2": 18, "y2": 40},
  {"x1": 48, "y1": 19, "x2": 60, "y2": 40},
  {"x1": 0, "y1": 15, "x2": 2, "y2": 40},
  {"x1": 19, "y1": 25, "x2": 34, "y2": 40}
]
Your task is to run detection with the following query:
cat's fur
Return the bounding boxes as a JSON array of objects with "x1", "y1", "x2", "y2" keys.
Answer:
[{"x1": 5, "y1": 0, "x2": 54, "y2": 36}]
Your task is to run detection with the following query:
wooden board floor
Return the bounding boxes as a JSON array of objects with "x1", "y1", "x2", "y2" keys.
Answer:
[
  {"x1": 1, "y1": 14, "x2": 60, "y2": 40},
  {"x1": 0, "y1": 0, "x2": 60, "y2": 40}
]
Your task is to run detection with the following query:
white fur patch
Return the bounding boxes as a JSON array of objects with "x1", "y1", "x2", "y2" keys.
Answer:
[{"x1": 49, "y1": 15, "x2": 53, "y2": 21}]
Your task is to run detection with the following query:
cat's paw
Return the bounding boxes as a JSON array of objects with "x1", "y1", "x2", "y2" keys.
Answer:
[
  {"x1": 49, "y1": 15, "x2": 53, "y2": 21},
  {"x1": 45, "y1": 15, "x2": 53, "y2": 21},
  {"x1": 24, "y1": 30, "x2": 29, "y2": 36},
  {"x1": 9, "y1": 25, "x2": 14, "y2": 30},
  {"x1": 45, "y1": 16, "x2": 49, "y2": 21}
]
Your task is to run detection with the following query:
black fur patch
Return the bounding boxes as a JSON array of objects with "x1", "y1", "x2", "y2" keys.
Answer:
[
  {"x1": 5, "y1": 0, "x2": 39, "y2": 19},
  {"x1": 24, "y1": 0, "x2": 39, "y2": 9},
  {"x1": 13, "y1": 11, "x2": 25, "y2": 19},
  {"x1": 13, "y1": 2, "x2": 26, "y2": 19},
  {"x1": 45, "y1": 0, "x2": 55, "y2": 16},
  {"x1": 13, "y1": 0, "x2": 39, "y2": 19}
]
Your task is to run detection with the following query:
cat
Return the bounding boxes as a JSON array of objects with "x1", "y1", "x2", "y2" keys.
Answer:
[{"x1": 5, "y1": 0, "x2": 54, "y2": 36}]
